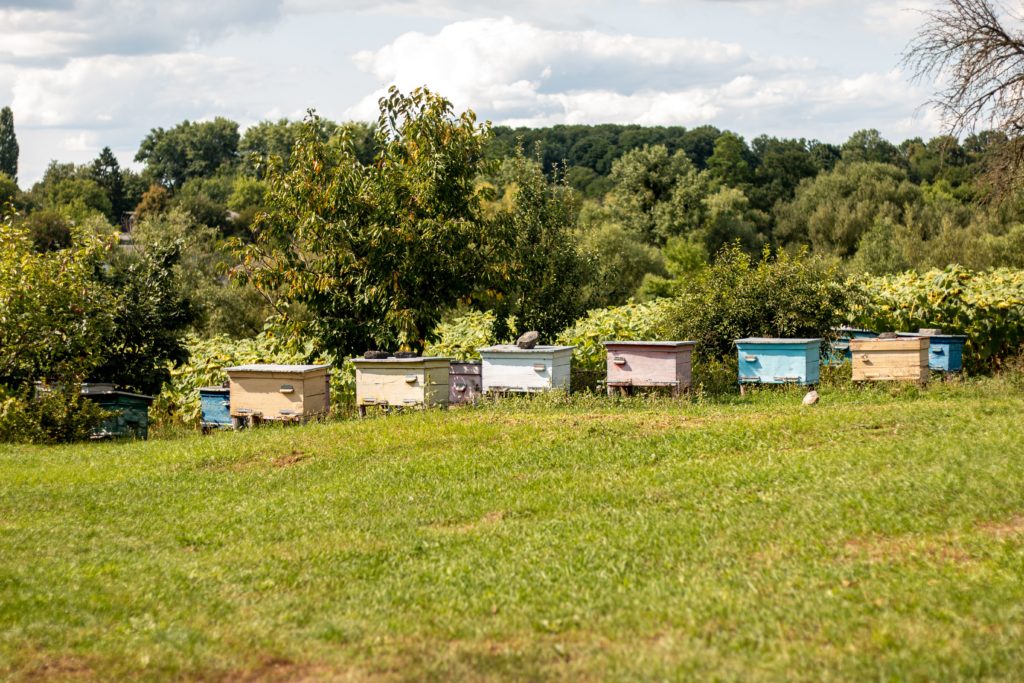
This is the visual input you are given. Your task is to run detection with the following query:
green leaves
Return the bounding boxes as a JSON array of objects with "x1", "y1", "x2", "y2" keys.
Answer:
[{"x1": 850, "y1": 266, "x2": 1024, "y2": 372}]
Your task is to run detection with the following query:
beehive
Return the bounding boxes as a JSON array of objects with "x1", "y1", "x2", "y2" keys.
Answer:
[
  {"x1": 225, "y1": 364, "x2": 331, "y2": 424},
  {"x1": 449, "y1": 361, "x2": 483, "y2": 405},
  {"x1": 478, "y1": 345, "x2": 574, "y2": 394},
  {"x1": 735, "y1": 338, "x2": 822, "y2": 389},
  {"x1": 603, "y1": 341, "x2": 695, "y2": 397},
  {"x1": 850, "y1": 337, "x2": 929, "y2": 383},
  {"x1": 198, "y1": 386, "x2": 231, "y2": 430},
  {"x1": 79, "y1": 385, "x2": 154, "y2": 439},
  {"x1": 826, "y1": 327, "x2": 878, "y2": 365},
  {"x1": 896, "y1": 332, "x2": 967, "y2": 372},
  {"x1": 353, "y1": 357, "x2": 450, "y2": 415}
]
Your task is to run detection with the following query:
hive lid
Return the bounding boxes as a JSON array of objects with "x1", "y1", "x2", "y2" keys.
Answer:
[
  {"x1": 834, "y1": 327, "x2": 876, "y2": 334},
  {"x1": 198, "y1": 385, "x2": 230, "y2": 392},
  {"x1": 895, "y1": 332, "x2": 968, "y2": 341},
  {"x1": 225, "y1": 363, "x2": 332, "y2": 373},
  {"x1": 351, "y1": 356, "x2": 451, "y2": 363},
  {"x1": 79, "y1": 386, "x2": 155, "y2": 401},
  {"x1": 477, "y1": 344, "x2": 575, "y2": 353},
  {"x1": 602, "y1": 340, "x2": 695, "y2": 347},
  {"x1": 735, "y1": 337, "x2": 822, "y2": 344}
]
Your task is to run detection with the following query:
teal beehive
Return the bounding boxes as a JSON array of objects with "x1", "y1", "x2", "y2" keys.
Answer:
[
  {"x1": 736, "y1": 338, "x2": 822, "y2": 391},
  {"x1": 896, "y1": 332, "x2": 967, "y2": 372},
  {"x1": 80, "y1": 385, "x2": 154, "y2": 439},
  {"x1": 199, "y1": 386, "x2": 232, "y2": 429}
]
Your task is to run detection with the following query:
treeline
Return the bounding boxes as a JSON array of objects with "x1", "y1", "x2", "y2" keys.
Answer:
[{"x1": 4, "y1": 87, "x2": 1024, "y2": 440}]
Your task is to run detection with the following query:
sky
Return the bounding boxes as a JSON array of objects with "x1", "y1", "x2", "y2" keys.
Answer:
[{"x1": 0, "y1": 0, "x2": 943, "y2": 185}]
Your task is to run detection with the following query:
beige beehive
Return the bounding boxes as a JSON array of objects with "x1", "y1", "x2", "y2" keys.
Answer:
[
  {"x1": 225, "y1": 364, "x2": 331, "y2": 424},
  {"x1": 850, "y1": 337, "x2": 929, "y2": 383},
  {"x1": 353, "y1": 357, "x2": 450, "y2": 416}
]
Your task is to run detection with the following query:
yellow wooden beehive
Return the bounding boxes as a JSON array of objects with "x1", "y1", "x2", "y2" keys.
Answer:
[
  {"x1": 353, "y1": 356, "x2": 451, "y2": 416},
  {"x1": 850, "y1": 337, "x2": 929, "y2": 383},
  {"x1": 225, "y1": 364, "x2": 331, "y2": 424}
]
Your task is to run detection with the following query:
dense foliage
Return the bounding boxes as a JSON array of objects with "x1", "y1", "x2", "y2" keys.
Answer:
[
  {"x1": 850, "y1": 266, "x2": 1024, "y2": 372},
  {"x1": 665, "y1": 244, "x2": 848, "y2": 362}
]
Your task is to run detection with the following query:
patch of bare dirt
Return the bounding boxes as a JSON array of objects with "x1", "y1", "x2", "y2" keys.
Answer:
[
  {"x1": 19, "y1": 655, "x2": 95, "y2": 681},
  {"x1": 842, "y1": 533, "x2": 973, "y2": 566},
  {"x1": 978, "y1": 514, "x2": 1024, "y2": 540},
  {"x1": 271, "y1": 449, "x2": 309, "y2": 468},
  {"x1": 427, "y1": 510, "x2": 505, "y2": 534}
]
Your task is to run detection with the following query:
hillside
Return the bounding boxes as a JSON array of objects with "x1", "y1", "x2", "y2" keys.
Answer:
[{"x1": 2, "y1": 380, "x2": 1024, "y2": 681}]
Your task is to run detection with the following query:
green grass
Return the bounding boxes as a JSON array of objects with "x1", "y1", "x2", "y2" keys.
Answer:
[{"x1": 2, "y1": 379, "x2": 1024, "y2": 681}]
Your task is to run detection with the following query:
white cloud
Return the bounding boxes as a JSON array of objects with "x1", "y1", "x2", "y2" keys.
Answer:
[
  {"x1": 347, "y1": 16, "x2": 937, "y2": 142},
  {"x1": 863, "y1": 1, "x2": 936, "y2": 36}
]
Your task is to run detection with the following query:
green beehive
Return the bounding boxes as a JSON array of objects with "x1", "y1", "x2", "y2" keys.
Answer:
[{"x1": 80, "y1": 385, "x2": 155, "y2": 439}]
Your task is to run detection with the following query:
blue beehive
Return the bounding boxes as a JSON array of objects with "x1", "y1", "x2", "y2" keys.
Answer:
[
  {"x1": 736, "y1": 338, "x2": 822, "y2": 389},
  {"x1": 825, "y1": 327, "x2": 878, "y2": 365},
  {"x1": 199, "y1": 386, "x2": 232, "y2": 429},
  {"x1": 896, "y1": 332, "x2": 967, "y2": 372}
]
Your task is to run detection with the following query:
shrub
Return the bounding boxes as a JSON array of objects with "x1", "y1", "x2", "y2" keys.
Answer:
[
  {"x1": 151, "y1": 332, "x2": 352, "y2": 427},
  {"x1": 0, "y1": 386, "x2": 110, "y2": 444},
  {"x1": 423, "y1": 310, "x2": 501, "y2": 360},
  {"x1": 664, "y1": 243, "x2": 848, "y2": 362},
  {"x1": 556, "y1": 299, "x2": 676, "y2": 371},
  {"x1": 849, "y1": 266, "x2": 1024, "y2": 372}
]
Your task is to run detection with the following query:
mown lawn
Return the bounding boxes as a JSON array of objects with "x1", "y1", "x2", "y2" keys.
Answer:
[{"x1": 1, "y1": 379, "x2": 1023, "y2": 681}]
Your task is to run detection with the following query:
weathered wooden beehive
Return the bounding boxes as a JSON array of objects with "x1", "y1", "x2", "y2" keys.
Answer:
[
  {"x1": 449, "y1": 361, "x2": 483, "y2": 405},
  {"x1": 896, "y1": 332, "x2": 967, "y2": 372},
  {"x1": 225, "y1": 364, "x2": 331, "y2": 425},
  {"x1": 478, "y1": 345, "x2": 574, "y2": 394},
  {"x1": 850, "y1": 336, "x2": 929, "y2": 383},
  {"x1": 603, "y1": 341, "x2": 695, "y2": 397},
  {"x1": 198, "y1": 386, "x2": 231, "y2": 430},
  {"x1": 353, "y1": 356, "x2": 450, "y2": 416},
  {"x1": 735, "y1": 338, "x2": 822, "y2": 391},
  {"x1": 80, "y1": 385, "x2": 154, "y2": 439}
]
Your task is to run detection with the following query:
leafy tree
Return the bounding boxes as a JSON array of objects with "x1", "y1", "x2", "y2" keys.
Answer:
[
  {"x1": 749, "y1": 136, "x2": 821, "y2": 213},
  {"x1": 0, "y1": 171, "x2": 16, "y2": 207},
  {"x1": 485, "y1": 153, "x2": 595, "y2": 339},
  {"x1": 30, "y1": 161, "x2": 112, "y2": 223},
  {"x1": 18, "y1": 209, "x2": 72, "y2": 252},
  {"x1": 135, "y1": 183, "x2": 169, "y2": 221},
  {"x1": 0, "y1": 215, "x2": 114, "y2": 390},
  {"x1": 665, "y1": 244, "x2": 847, "y2": 362},
  {"x1": 0, "y1": 107, "x2": 17, "y2": 182},
  {"x1": 135, "y1": 117, "x2": 240, "y2": 189},
  {"x1": 89, "y1": 243, "x2": 198, "y2": 394},
  {"x1": 578, "y1": 221, "x2": 665, "y2": 306},
  {"x1": 841, "y1": 129, "x2": 903, "y2": 166},
  {"x1": 706, "y1": 131, "x2": 754, "y2": 188},
  {"x1": 701, "y1": 186, "x2": 764, "y2": 255},
  {"x1": 774, "y1": 162, "x2": 922, "y2": 256},
  {"x1": 607, "y1": 145, "x2": 697, "y2": 244},
  {"x1": 238, "y1": 87, "x2": 491, "y2": 354}
]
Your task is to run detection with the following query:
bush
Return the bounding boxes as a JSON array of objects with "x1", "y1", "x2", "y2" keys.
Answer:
[
  {"x1": 556, "y1": 298, "x2": 676, "y2": 370},
  {"x1": 0, "y1": 386, "x2": 110, "y2": 444},
  {"x1": 849, "y1": 266, "x2": 1024, "y2": 372},
  {"x1": 664, "y1": 243, "x2": 848, "y2": 362},
  {"x1": 423, "y1": 310, "x2": 501, "y2": 360},
  {"x1": 151, "y1": 332, "x2": 352, "y2": 427}
]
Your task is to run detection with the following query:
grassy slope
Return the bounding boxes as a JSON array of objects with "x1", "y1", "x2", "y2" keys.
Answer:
[{"x1": 1, "y1": 381, "x2": 1023, "y2": 681}]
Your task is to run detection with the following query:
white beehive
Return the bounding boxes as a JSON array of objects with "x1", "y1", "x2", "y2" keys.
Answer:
[{"x1": 478, "y1": 345, "x2": 574, "y2": 394}]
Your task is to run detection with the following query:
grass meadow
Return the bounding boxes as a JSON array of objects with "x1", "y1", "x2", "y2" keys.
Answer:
[{"x1": 2, "y1": 377, "x2": 1023, "y2": 681}]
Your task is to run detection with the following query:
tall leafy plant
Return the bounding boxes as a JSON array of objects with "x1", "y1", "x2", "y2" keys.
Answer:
[{"x1": 237, "y1": 87, "x2": 491, "y2": 355}]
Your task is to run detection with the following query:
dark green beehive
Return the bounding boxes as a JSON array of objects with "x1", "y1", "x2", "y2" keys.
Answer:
[{"x1": 80, "y1": 385, "x2": 155, "y2": 440}]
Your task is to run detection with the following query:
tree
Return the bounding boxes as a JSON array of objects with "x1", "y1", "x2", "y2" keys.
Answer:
[
  {"x1": 0, "y1": 172, "x2": 16, "y2": 208},
  {"x1": 774, "y1": 162, "x2": 922, "y2": 256},
  {"x1": 135, "y1": 118, "x2": 239, "y2": 189},
  {"x1": 238, "y1": 88, "x2": 492, "y2": 354},
  {"x1": 706, "y1": 131, "x2": 754, "y2": 188},
  {"x1": 0, "y1": 107, "x2": 17, "y2": 183},
  {"x1": 485, "y1": 153, "x2": 596, "y2": 339},
  {"x1": 89, "y1": 147, "x2": 127, "y2": 223},
  {"x1": 905, "y1": 0, "x2": 1024, "y2": 196},
  {"x1": 607, "y1": 145, "x2": 697, "y2": 244},
  {"x1": 840, "y1": 129, "x2": 902, "y2": 166},
  {"x1": 30, "y1": 161, "x2": 112, "y2": 223}
]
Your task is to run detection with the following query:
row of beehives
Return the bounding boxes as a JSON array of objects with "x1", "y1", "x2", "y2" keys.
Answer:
[{"x1": 197, "y1": 331, "x2": 967, "y2": 426}]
